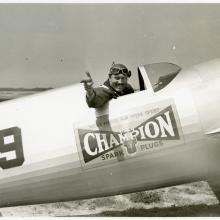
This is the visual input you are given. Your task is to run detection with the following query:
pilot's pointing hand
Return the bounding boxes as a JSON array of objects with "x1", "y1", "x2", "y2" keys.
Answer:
[{"x1": 80, "y1": 71, "x2": 94, "y2": 96}]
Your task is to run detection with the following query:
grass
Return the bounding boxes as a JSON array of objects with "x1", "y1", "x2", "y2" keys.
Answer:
[
  {"x1": 89, "y1": 197, "x2": 116, "y2": 208},
  {"x1": 129, "y1": 191, "x2": 162, "y2": 204},
  {"x1": 88, "y1": 204, "x2": 220, "y2": 217}
]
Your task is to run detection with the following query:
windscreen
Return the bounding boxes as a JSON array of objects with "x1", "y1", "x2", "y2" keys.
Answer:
[{"x1": 143, "y1": 63, "x2": 181, "y2": 92}]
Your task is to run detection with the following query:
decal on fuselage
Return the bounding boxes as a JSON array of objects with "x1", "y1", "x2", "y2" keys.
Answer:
[
  {"x1": 74, "y1": 100, "x2": 184, "y2": 169},
  {"x1": 0, "y1": 127, "x2": 24, "y2": 169}
]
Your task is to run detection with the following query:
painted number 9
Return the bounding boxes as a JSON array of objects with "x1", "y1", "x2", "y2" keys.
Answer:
[{"x1": 0, "y1": 127, "x2": 24, "y2": 169}]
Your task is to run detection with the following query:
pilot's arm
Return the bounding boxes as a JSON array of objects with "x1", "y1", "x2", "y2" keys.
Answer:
[{"x1": 81, "y1": 72, "x2": 112, "y2": 108}]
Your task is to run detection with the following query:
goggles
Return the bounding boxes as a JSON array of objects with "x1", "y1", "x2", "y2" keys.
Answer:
[{"x1": 110, "y1": 67, "x2": 129, "y2": 75}]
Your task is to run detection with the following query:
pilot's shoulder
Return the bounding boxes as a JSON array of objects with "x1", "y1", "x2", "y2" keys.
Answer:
[
  {"x1": 125, "y1": 83, "x2": 134, "y2": 93},
  {"x1": 94, "y1": 85, "x2": 114, "y2": 96},
  {"x1": 99, "y1": 84, "x2": 109, "y2": 90}
]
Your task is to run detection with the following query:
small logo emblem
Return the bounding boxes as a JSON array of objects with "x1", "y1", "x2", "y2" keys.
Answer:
[{"x1": 121, "y1": 129, "x2": 137, "y2": 154}]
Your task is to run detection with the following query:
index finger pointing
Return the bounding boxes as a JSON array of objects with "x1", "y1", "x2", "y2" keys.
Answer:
[{"x1": 85, "y1": 71, "x2": 92, "y2": 79}]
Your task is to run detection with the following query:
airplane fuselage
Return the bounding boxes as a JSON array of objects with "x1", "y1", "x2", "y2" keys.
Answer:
[{"x1": 0, "y1": 59, "x2": 219, "y2": 206}]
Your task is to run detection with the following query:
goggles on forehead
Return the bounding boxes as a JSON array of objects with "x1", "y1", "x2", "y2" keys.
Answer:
[{"x1": 110, "y1": 67, "x2": 129, "y2": 75}]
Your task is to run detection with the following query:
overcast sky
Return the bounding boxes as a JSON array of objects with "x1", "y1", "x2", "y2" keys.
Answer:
[{"x1": 0, "y1": 3, "x2": 220, "y2": 88}]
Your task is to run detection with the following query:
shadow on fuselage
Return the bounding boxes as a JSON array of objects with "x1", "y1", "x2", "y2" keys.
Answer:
[{"x1": 95, "y1": 104, "x2": 125, "y2": 162}]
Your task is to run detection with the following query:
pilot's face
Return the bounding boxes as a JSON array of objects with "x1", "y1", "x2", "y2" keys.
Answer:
[{"x1": 109, "y1": 74, "x2": 128, "y2": 92}]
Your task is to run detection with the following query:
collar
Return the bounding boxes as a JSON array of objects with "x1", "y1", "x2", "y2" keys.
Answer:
[{"x1": 104, "y1": 79, "x2": 123, "y2": 96}]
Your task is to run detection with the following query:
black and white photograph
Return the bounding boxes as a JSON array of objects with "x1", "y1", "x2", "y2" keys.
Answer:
[{"x1": 0, "y1": 1, "x2": 220, "y2": 217}]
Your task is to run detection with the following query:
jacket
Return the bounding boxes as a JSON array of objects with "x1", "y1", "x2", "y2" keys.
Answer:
[{"x1": 86, "y1": 79, "x2": 134, "y2": 108}]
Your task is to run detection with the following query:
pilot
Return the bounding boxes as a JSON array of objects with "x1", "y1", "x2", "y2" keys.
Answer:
[{"x1": 81, "y1": 62, "x2": 134, "y2": 108}]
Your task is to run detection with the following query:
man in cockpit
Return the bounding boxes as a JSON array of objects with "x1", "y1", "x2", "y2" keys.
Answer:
[{"x1": 81, "y1": 62, "x2": 134, "y2": 108}]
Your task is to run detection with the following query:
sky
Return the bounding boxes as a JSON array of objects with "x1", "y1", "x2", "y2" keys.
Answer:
[{"x1": 0, "y1": 3, "x2": 220, "y2": 89}]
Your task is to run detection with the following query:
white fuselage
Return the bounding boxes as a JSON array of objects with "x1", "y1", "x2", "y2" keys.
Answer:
[{"x1": 0, "y1": 59, "x2": 219, "y2": 207}]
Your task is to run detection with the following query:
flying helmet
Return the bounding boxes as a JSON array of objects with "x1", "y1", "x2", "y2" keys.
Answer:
[{"x1": 109, "y1": 62, "x2": 132, "y2": 78}]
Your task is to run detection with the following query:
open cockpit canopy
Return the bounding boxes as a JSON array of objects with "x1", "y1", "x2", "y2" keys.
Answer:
[{"x1": 138, "y1": 62, "x2": 182, "y2": 93}]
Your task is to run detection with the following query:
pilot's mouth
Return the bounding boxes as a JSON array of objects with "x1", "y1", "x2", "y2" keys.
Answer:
[{"x1": 117, "y1": 84, "x2": 124, "y2": 89}]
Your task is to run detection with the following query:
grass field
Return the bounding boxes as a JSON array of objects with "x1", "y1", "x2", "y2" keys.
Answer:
[{"x1": 0, "y1": 88, "x2": 51, "y2": 101}]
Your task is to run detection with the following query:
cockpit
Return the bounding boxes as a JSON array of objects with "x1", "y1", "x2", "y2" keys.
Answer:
[{"x1": 138, "y1": 62, "x2": 182, "y2": 93}]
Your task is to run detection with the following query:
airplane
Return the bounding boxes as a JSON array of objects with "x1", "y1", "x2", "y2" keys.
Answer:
[{"x1": 0, "y1": 58, "x2": 220, "y2": 208}]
